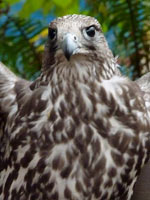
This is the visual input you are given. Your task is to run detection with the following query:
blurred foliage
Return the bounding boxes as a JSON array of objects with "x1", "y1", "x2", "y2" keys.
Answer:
[
  {"x1": 87, "y1": 0, "x2": 150, "y2": 79},
  {"x1": 0, "y1": 16, "x2": 45, "y2": 79},
  {"x1": 0, "y1": 0, "x2": 150, "y2": 79},
  {"x1": 0, "y1": 0, "x2": 80, "y2": 79}
]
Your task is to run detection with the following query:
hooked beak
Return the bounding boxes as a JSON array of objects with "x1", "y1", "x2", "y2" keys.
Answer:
[{"x1": 61, "y1": 33, "x2": 78, "y2": 60}]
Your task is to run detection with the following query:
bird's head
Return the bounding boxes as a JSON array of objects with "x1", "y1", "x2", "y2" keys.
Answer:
[
  {"x1": 45, "y1": 14, "x2": 112, "y2": 63},
  {"x1": 40, "y1": 14, "x2": 119, "y2": 85}
]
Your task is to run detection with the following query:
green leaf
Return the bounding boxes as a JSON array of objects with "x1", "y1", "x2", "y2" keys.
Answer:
[
  {"x1": 5, "y1": 0, "x2": 20, "y2": 5},
  {"x1": 54, "y1": 0, "x2": 80, "y2": 16},
  {"x1": 19, "y1": 0, "x2": 45, "y2": 18},
  {"x1": 52, "y1": 0, "x2": 72, "y2": 8},
  {"x1": 42, "y1": 1, "x2": 54, "y2": 15}
]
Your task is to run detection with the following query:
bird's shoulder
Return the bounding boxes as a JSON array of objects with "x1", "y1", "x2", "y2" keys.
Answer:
[
  {"x1": 0, "y1": 62, "x2": 31, "y2": 117},
  {"x1": 95, "y1": 75, "x2": 150, "y2": 151},
  {"x1": 99, "y1": 75, "x2": 146, "y2": 114}
]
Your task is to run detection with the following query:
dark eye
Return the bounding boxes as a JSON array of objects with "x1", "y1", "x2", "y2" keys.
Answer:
[
  {"x1": 86, "y1": 26, "x2": 96, "y2": 37},
  {"x1": 48, "y1": 28, "x2": 57, "y2": 40}
]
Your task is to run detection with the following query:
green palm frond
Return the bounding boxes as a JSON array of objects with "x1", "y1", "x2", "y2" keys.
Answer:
[
  {"x1": 0, "y1": 16, "x2": 47, "y2": 79},
  {"x1": 87, "y1": 0, "x2": 150, "y2": 79}
]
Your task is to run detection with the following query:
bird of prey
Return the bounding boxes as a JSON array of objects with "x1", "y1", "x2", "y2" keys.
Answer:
[{"x1": 0, "y1": 14, "x2": 150, "y2": 200}]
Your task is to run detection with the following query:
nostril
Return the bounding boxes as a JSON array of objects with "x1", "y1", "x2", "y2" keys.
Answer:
[{"x1": 74, "y1": 36, "x2": 77, "y2": 41}]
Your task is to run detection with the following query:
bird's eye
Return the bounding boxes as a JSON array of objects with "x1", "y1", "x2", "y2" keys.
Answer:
[
  {"x1": 48, "y1": 28, "x2": 57, "y2": 40},
  {"x1": 86, "y1": 26, "x2": 96, "y2": 37}
]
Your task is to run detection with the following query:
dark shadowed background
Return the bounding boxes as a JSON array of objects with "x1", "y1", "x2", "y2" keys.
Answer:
[{"x1": 0, "y1": 0, "x2": 150, "y2": 80}]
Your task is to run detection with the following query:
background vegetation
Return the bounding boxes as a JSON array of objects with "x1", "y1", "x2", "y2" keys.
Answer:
[{"x1": 0, "y1": 0, "x2": 150, "y2": 80}]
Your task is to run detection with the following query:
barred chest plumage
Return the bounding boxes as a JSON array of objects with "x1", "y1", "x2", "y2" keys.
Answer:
[{"x1": 1, "y1": 72, "x2": 150, "y2": 200}]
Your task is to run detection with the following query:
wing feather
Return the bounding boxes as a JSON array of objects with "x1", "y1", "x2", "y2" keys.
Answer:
[{"x1": 0, "y1": 62, "x2": 31, "y2": 115}]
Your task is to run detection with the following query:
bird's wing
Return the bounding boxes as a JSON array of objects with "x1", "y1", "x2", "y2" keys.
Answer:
[
  {"x1": 0, "y1": 62, "x2": 32, "y2": 166},
  {"x1": 136, "y1": 72, "x2": 150, "y2": 112},
  {"x1": 131, "y1": 160, "x2": 150, "y2": 200},
  {"x1": 0, "y1": 61, "x2": 19, "y2": 115},
  {"x1": 91, "y1": 75, "x2": 150, "y2": 199},
  {"x1": 136, "y1": 72, "x2": 150, "y2": 90},
  {"x1": 131, "y1": 73, "x2": 150, "y2": 200},
  {"x1": 0, "y1": 62, "x2": 31, "y2": 116}
]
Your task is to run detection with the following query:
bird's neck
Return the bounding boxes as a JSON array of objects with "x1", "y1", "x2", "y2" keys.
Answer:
[{"x1": 32, "y1": 53, "x2": 120, "y2": 90}]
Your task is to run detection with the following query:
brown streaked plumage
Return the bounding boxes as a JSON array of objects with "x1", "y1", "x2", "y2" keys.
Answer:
[
  {"x1": 0, "y1": 14, "x2": 150, "y2": 200},
  {"x1": 131, "y1": 73, "x2": 150, "y2": 200}
]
